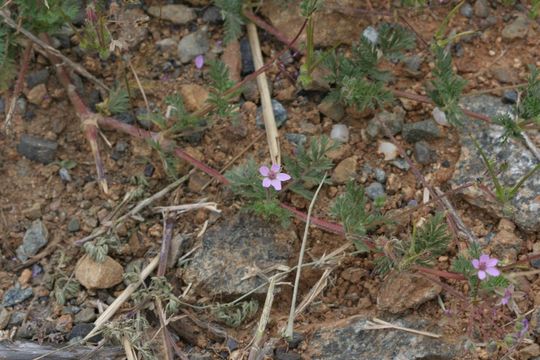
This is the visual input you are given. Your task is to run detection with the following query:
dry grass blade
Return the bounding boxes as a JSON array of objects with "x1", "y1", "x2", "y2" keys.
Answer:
[
  {"x1": 248, "y1": 276, "x2": 276, "y2": 360},
  {"x1": 364, "y1": 318, "x2": 441, "y2": 338},
  {"x1": 122, "y1": 336, "x2": 138, "y2": 360},
  {"x1": 153, "y1": 201, "x2": 221, "y2": 214},
  {"x1": 294, "y1": 268, "x2": 332, "y2": 317},
  {"x1": 246, "y1": 22, "x2": 281, "y2": 166}
]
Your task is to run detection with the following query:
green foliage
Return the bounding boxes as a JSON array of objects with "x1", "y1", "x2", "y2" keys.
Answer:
[
  {"x1": 133, "y1": 276, "x2": 182, "y2": 316},
  {"x1": 79, "y1": 13, "x2": 112, "y2": 60},
  {"x1": 331, "y1": 181, "x2": 386, "y2": 252},
  {"x1": 15, "y1": 0, "x2": 80, "y2": 33},
  {"x1": 207, "y1": 59, "x2": 241, "y2": 120},
  {"x1": 214, "y1": 0, "x2": 244, "y2": 44},
  {"x1": 96, "y1": 86, "x2": 129, "y2": 116},
  {"x1": 0, "y1": 26, "x2": 16, "y2": 91},
  {"x1": 300, "y1": 0, "x2": 323, "y2": 17},
  {"x1": 213, "y1": 300, "x2": 259, "y2": 327},
  {"x1": 378, "y1": 23, "x2": 416, "y2": 61},
  {"x1": 103, "y1": 316, "x2": 156, "y2": 360},
  {"x1": 166, "y1": 94, "x2": 200, "y2": 132},
  {"x1": 283, "y1": 136, "x2": 335, "y2": 199},
  {"x1": 53, "y1": 276, "x2": 80, "y2": 305},
  {"x1": 83, "y1": 235, "x2": 119, "y2": 262},
  {"x1": 519, "y1": 65, "x2": 540, "y2": 123},
  {"x1": 531, "y1": 0, "x2": 540, "y2": 19},
  {"x1": 427, "y1": 45, "x2": 467, "y2": 125}
]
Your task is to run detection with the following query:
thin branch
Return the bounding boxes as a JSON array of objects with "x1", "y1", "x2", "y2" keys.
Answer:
[{"x1": 3, "y1": 42, "x2": 32, "y2": 133}]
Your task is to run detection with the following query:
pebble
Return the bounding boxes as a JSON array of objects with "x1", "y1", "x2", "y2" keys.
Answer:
[
  {"x1": 403, "y1": 55, "x2": 424, "y2": 74},
  {"x1": 318, "y1": 97, "x2": 345, "y2": 121},
  {"x1": 177, "y1": 28, "x2": 210, "y2": 64},
  {"x1": 0, "y1": 307, "x2": 10, "y2": 329},
  {"x1": 473, "y1": 0, "x2": 489, "y2": 18},
  {"x1": 414, "y1": 141, "x2": 436, "y2": 165},
  {"x1": 59, "y1": 168, "x2": 72, "y2": 182},
  {"x1": 362, "y1": 26, "x2": 378, "y2": 44},
  {"x1": 502, "y1": 14, "x2": 530, "y2": 40},
  {"x1": 0, "y1": 97, "x2": 5, "y2": 114},
  {"x1": 256, "y1": 99, "x2": 288, "y2": 128},
  {"x1": 502, "y1": 90, "x2": 518, "y2": 104},
  {"x1": 17, "y1": 134, "x2": 58, "y2": 164},
  {"x1": 402, "y1": 120, "x2": 441, "y2": 143},
  {"x1": 75, "y1": 255, "x2": 124, "y2": 290},
  {"x1": 330, "y1": 124, "x2": 349, "y2": 143},
  {"x1": 377, "y1": 141, "x2": 398, "y2": 161},
  {"x1": 285, "y1": 133, "x2": 307, "y2": 148},
  {"x1": 68, "y1": 323, "x2": 101, "y2": 342},
  {"x1": 26, "y1": 69, "x2": 50, "y2": 88},
  {"x1": 460, "y1": 2, "x2": 473, "y2": 18},
  {"x1": 17, "y1": 220, "x2": 49, "y2": 261},
  {"x1": 491, "y1": 67, "x2": 518, "y2": 84},
  {"x1": 26, "y1": 84, "x2": 47, "y2": 105},
  {"x1": 432, "y1": 107, "x2": 449, "y2": 127},
  {"x1": 179, "y1": 84, "x2": 209, "y2": 112},
  {"x1": 8, "y1": 311, "x2": 25, "y2": 326},
  {"x1": 366, "y1": 108, "x2": 405, "y2": 140},
  {"x1": 155, "y1": 38, "x2": 177, "y2": 52},
  {"x1": 16, "y1": 97, "x2": 27, "y2": 114},
  {"x1": 332, "y1": 156, "x2": 358, "y2": 184},
  {"x1": 453, "y1": 42, "x2": 464, "y2": 58},
  {"x1": 202, "y1": 6, "x2": 222, "y2": 24},
  {"x1": 74, "y1": 307, "x2": 97, "y2": 323},
  {"x1": 391, "y1": 158, "x2": 410, "y2": 171},
  {"x1": 135, "y1": 108, "x2": 153, "y2": 129},
  {"x1": 240, "y1": 37, "x2": 255, "y2": 75},
  {"x1": 147, "y1": 4, "x2": 196, "y2": 24},
  {"x1": 68, "y1": 218, "x2": 80, "y2": 233},
  {"x1": 374, "y1": 168, "x2": 387, "y2": 183},
  {"x1": 366, "y1": 182, "x2": 385, "y2": 200},
  {"x1": 2, "y1": 285, "x2": 33, "y2": 307}
]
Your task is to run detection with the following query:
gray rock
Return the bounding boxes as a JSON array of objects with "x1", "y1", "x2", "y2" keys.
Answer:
[
  {"x1": 391, "y1": 158, "x2": 410, "y2": 171},
  {"x1": 0, "y1": 307, "x2": 10, "y2": 330},
  {"x1": 74, "y1": 307, "x2": 97, "y2": 323},
  {"x1": 59, "y1": 168, "x2": 72, "y2": 182},
  {"x1": 202, "y1": 6, "x2": 222, "y2": 24},
  {"x1": 2, "y1": 285, "x2": 33, "y2": 307},
  {"x1": 502, "y1": 90, "x2": 518, "y2": 104},
  {"x1": 68, "y1": 323, "x2": 101, "y2": 342},
  {"x1": 155, "y1": 38, "x2": 177, "y2": 52},
  {"x1": 402, "y1": 120, "x2": 441, "y2": 143},
  {"x1": 330, "y1": 124, "x2": 349, "y2": 143},
  {"x1": 374, "y1": 168, "x2": 386, "y2": 183},
  {"x1": 0, "y1": 97, "x2": 5, "y2": 114},
  {"x1": 414, "y1": 141, "x2": 436, "y2": 165},
  {"x1": 17, "y1": 134, "x2": 58, "y2": 164},
  {"x1": 453, "y1": 42, "x2": 464, "y2": 58},
  {"x1": 16, "y1": 97, "x2": 27, "y2": 114},
  {"x1": 285, "y1": 133, "x2": 307, "y2": 148},
  {"x1": 26, "y1": 69, "x2": 50, "y2": 88},
  {"x1": 362, "y1": 26, "x2": 378, "y2": 45},
  {"x1": 116, "y1": 112, "x2": 136, "y2": 125},
  {"x1": 452, "y1": 95, "x2": 540, "y2": 232},
  {"x1": 473, "y1": 0, "x2": 489, "y2": 18},
  {"x1": 177, "y1": 29, "x2": 210, "y2": 64},
  {"x1": 256, "y1": 99, "x2": 288, "y2": 128},
  {"x1": 491, "y1": 67, "x2": 518, "y2": 84},
  {"x1": 147, "y1": 4, "x2": 196, "y2": 24},
  {"x1": 182, "y1": 214, "x2": 294, "y2": 297},
  {"x1": 366, "y1": 108, "x2": 405, "y2": 140},
  {"x1": 366, "y1": 182, "x2": 385, "y2": 200},
  {"x1": 403, "y1": 55, "x2": 423, "y2": 75},
  {"x1": 16, "y1": 220, "x2": 49, "y2": 261},
  {"x1": 8, "y1": 311, "x2": 25, "y2": 326},
  {"x1": 68, "y1": 218, "x2": 80, "y2": 233},
  {"x1": 460, "y1": 2, "x2": 473, "y2": 18},
  {"x1": 306, "y1": 316, "x2": 462, "y2": 359},
  {"x1": 318, "y1": 97, "x2": 345, "y2": 121},
  {"x1": 502, "y1": 15, "x2": 529, "y2": 40},
  {"x1": 240, "y1": 37, "x2": 255, "y2": 75}
]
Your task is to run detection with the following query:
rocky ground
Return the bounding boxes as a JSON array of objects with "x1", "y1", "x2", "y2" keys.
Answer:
[{"x1": 0, "y1": 0, "x2": 540, "y2": 359}]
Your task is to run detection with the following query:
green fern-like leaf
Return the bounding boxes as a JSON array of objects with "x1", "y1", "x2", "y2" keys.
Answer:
[
  {"x1": 207, "y1": 59, "x2": 241, "y2": 119},
  {"x1": 214, "y1": 0, "x2": 244, "y2": 44},
  {"x1": 378, "y1": 23, "x2": 416, "y2": 61},
  {"x1": 16, "y1": 0, "x2": 80, "y2": 33}
]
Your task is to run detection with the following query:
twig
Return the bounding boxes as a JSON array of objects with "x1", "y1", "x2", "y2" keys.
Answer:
[
  {"x1": 293, "y1": 267, "x2": 332, "y2": 317},
  {"x1": 364, "y1": 318, "x2": 441, "y2": 338},
  {"x1": 84, "y1": 255, "x2": 160, "y2": 341},
  {"x1": 158, "y1": 215, "x2": 174, "y2": 277},
  {"x1": 153, "y1": 201, "x2": 220, "y2": 214},
  {"x1": 248, "y1": 276, "x2": 276, "y2": 360},
  {"x1": 3, "y1": 42, "x2": 32, "y2": 134},
  {"x1": 434, "y1": 187, "x2": 478, "y2": 245},
  {"x1": 284, "y1": 173, "x2": 327, "y2": 339},
  {"x1": 247, "y1": 22, "x2": 281, "y2": 165},
  {"x1": 122, "y1": 336, "x2": 137, "y2": 360},
  {"x1": 154, "y1": 300, "x2": 174, "y2": 360},
  {"x1": 127, "y1": 58, "x2": 150, "y2": 113}
]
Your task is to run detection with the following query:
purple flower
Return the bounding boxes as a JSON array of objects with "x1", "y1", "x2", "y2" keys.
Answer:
[
  {"x1": 472, "y1": 254, "x2": 500, "y2": 280},
  {"x1": 500, "y1": 285, "x2": 513, "y2": 306},
  {"x1": 86, "y1": 5, "x2": 97, "y2": 23},
  {"x1": 194, "y1": 55, "x2": 204, "y2": 69},
  {"x1": 518, "y1": 318, "x2": 529, "y2": 338},
  {"x1": 259, "y1": 164, "x2": 291, "y2": 191}
]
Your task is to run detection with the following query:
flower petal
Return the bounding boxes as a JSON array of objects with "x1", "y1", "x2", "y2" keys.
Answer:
[
  {"x1": 479, "y1": 254, "x2": 490, "y2": 263},
  {"x1": 271, "y1": 164, "x2": 281, "y2": 173},
  {"x1": 262, "y1": 178, "x2": 271, "y2": 188},
  {"x1": 472, "y1": 259, "x2": 480, "y2": 269},
  {"x1": 486, "y1": 267, "x2": 500, "y2": 277},
  {"x1": 486, "y1": 257, "x2": 498, "y2": 267},
  {"x1": 276, "y1": 173, "x2": 291, "y2": 181},
  {"x1": 259, "y1": 166, "x2": 270, "y2": 176},
  {"x1": 478, "y1": 270, "x2": 486, "y2": 280},
  {"x1": 271, "y1": 179, "x2": 282, "y2": 191}
]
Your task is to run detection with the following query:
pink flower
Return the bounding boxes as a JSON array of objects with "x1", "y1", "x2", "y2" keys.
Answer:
[
  {"x1": 194, "y1": 55, "x2": 204, "y2": 69},
  {"x1": 472, "y1": 254, "x2": 500, "y2": 280},
  {"x1": 499, "y1": 285, "x2": 513, "y2": 306},
  {"x1": 86, "y1": 5, "x2": 97, "y2": 23},
  {"x1": 259, "y1": 164, "x2": 291, "y2": 191}
]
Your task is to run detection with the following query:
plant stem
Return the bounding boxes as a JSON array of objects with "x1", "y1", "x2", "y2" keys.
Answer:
[{"x1": 3, "y1": 42, "x2": 32, "y2": 134}]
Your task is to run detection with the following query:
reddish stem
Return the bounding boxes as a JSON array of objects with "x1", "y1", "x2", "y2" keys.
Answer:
[
  {"x1": 4, "y1": 42, "x2": 33, "y2": 131},
  {"x1": 244, "y1": 10, "x2": 301, "y2": 53}
]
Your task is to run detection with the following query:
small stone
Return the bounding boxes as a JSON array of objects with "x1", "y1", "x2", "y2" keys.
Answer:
[
  {"x1": 116, "y1": 112, "x2": 136, "y2": 125},
  {"x1": 490, "y1": 219, "x2": 522, "y2": 263},
  {"x1": 8, "y1": 311, "x2": 25, "y2": 326},
  {"x1": 491, "y1": 67, "x2": 518, "y2": 84},
  {"x1": 330, "y1": 124, "x2": 349, "y2": 143},
  {"x1": 403, "y1": 55, "x2": 423, "y2": 77},
  {"x1": 256, "y1": 99, "x2": 288, "y2": 128},
  {"x1": 285, "y1": 133, "x2": 307, "y2": 148},
  {"x1": 69, "y1": 323, "x2": 101, "y2": 342},
  {"x1": 414, "y1": 141, "x2": 436, "y2": 165},
  {"x1": 0, "y1": 97, "x2": 5, "y2": 114},
  {"x1": 22, "y1": 203, "x2": 42, "y2": 220},
  {"x1": 222, "y1": 40, "x2": 242, "y2": 83},
  {"x1": 17, "y1": 134, "x2": 58, "y2": 164},
  {"x1": 453, "y1": 42, "x2": 464, "y2": 58},
  {"x1": 374, "y1": 168, "x2": 386, "y2": 183},
  {"x1": 240, "y1": 37, "x2": 255, "y2": 75},
  {"x1": 135, "y1": 108, "x2": 153, "y2": 129},
  {"x1": 377, "y1": 272, "x2": 441, "y2": 314},
  {"x1": 518, "y1": 344, "x2": 540, "y2": 359},
  {"x1": 179, "y1": 84, "x2": 209, "y2": 112},
  {"x1": 460, "y1": 2, "x2": 473, "y2": 18},
  {"x1": 74, "y1": 307, "x2": 97, "y2": 323},
  {"x1": 318, "y1": 97, "x2": 345, "y2": 121},
  {"x1": 147, "y1": 4, "x2": 196, "y2": 24},
  {"x1": 391, "y1": 158, "x2": 410, "y2": 171},
  {"x1": 27, "y1": 84, "x2": 47, "y2": 105},
  {"x1": 402, "y1": 120, "x2": 441, "y2": 143},
  {"x1": 2, "y1": 285, "x2": 33, "y2": 307},
  {"x1": 365, "y1": 182, "x2": 385, "y2": 200},
  {"x1": 366, "y1": 108, "x2": 405, "y2": 140},
  {"x1": 473, "y1": 0, "x2": 489, "y2": 18},
  {"x1": 502, "y1": 90, "x2": 518, "y2": 104},
  {"x1": 26, "y1": 69, "x2": 50, "y2": 88},
  {"x1": 332, "y1": 156, "x2": 357, "y2": 184},
  {"x1": 68, "y1": 218, "x2": 80, "y2": 233},
  {"x1": 203, "y1": 6, "x2": 222, "y2": 23},
  {"x1": 502, "y1": 15, "x2": 529, "y2": 40},
  {"x1": 18, "y1": 269, "x2": 32, "y2": 286},
  {"x1": 59, "y1": 168, "x2": 72, "y2": 182},
  {"x1": 377, "y1": 141, "x2": 398, "y2": 161},
  {"x1": 17, "y1": 220, "x2": 48, "y2": 261},
  {"x1": 0, "y1": 307, "x2": 11, "y2": 330},
  {"x1": 432, "y1": 107, "x2": 449, "y2": 127},
  {"x1": 144, "y1": 163, "x2": 155, "y2": 177},
  {"x1": 362, "y1": 26, "x2": 378, "y2": 44},
  {"x1": 177, "y1": 28, "x2": 210, "y2": 64},
  {"x1": 75, "y1": 255, "x2": 124, "y2": 290},
  {"x1": 16, "y1": 97, "x2": 27, "y2": 114},
  {"x1": 155, "y1": 38, "x2": 177, "y2": 52},
  {"x1": 287, "y1": 332, "x2": 304, "y2": 349}
]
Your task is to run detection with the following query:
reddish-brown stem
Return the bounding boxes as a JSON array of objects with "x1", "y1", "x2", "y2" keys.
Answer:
[
  {"x1": 4, "y1": 42, "x2": 33, "y2": 132},
  {"x1": 244, "y1": 10, "x2": 301, "y2": 53},
  {"x1": 158, "y1": 216, "x2": 174, "y2": 276}
]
